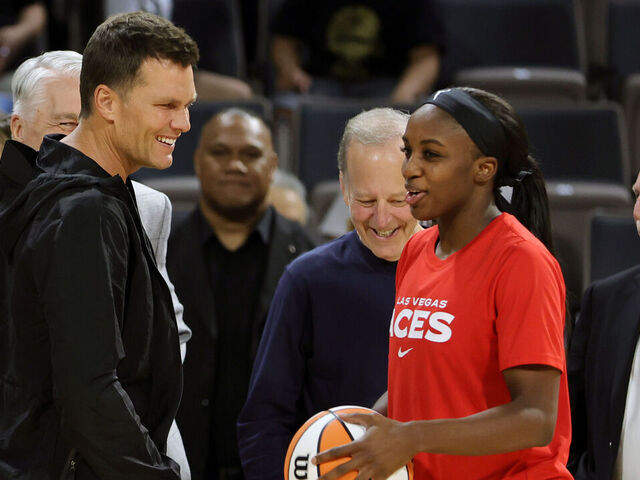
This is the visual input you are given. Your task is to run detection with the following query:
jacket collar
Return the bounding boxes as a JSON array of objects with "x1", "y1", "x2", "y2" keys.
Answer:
[
  {"x1": 184, "y1": 209, "x2": 306, "y2": 348},
  {"x1": 0, "y1": 140, "x2": 39, "y2": 188},
  {"x1": 37, "y1": 135, "x2": 114, "y2": 179}
]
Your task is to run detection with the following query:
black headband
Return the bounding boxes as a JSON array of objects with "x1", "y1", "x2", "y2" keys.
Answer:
[{"x1": 424, "y1": 88, "x2": 506, "y2": 162}]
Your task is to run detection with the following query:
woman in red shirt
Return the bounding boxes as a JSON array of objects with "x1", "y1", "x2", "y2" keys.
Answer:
[{"x1": 314, "y1": 87, "x2": 572, "y2": 479}]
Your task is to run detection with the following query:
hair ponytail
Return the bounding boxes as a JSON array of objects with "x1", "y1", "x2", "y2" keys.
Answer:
[{"x1": 504, "y1": 156, "x2": 554, "y2": 254}]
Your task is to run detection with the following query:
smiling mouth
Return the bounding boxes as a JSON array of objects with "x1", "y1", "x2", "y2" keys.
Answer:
[
  {"x1": 156, "y1": 135, "x2": 176, "y2": 146},
  {"x1": 372, "y1": 227, "x2": 398, "y2": 238}
]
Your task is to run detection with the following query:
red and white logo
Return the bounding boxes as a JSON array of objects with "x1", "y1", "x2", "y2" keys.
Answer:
[{"x1": 390, "y1": 308, "x2": 455, "y2": 344}]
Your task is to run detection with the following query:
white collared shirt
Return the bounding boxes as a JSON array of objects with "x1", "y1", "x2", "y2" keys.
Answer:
[{"x1": 613, "y1": 336, "x2": 640, "y2": 479}]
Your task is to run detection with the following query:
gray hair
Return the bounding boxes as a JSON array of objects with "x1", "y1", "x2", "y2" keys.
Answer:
[
  {"x1": 12, "y1": 50, "x2": 83, "y2": 119},
  {"x1": 337, "y1": 107, "x2": 410, "y2": 177},
  {"x1": 272, "y1": 168, "x2": 307, "y2": 199}
]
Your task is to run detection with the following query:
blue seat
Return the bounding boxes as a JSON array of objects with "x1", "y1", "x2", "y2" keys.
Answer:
[
  {"x1": 610, "y1": 0, "x2": 640, "y2": 176},
  {"x1": 586, "y1": 213, "x2": 640, "y2": 285},
  {"x1": 293, "y1": 99, "x2": 368, "y2": 191},
  {"x1": 517, "y1": 103, "x2": 629, "y2": 185},
  {"x1": 436, "y1": 0, "x2": 587, "y2": 104},
  {"x1": 437, "y1": 0, "x2": 585, "y2": 78},
  {"x1": 514, "y1": 103, "x2": 632, "y2": 313},
  {"x1": 0, "y1": 92, "x2": 12, "y2": 114},
  {"x1": 609, "y1": 0, "x2": 640, "y2": 80},
  {"x1": 292, "y1": 98, "x2": 418, "y2": 191}
]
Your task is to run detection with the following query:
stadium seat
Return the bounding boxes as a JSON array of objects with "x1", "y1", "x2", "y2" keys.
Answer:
[
  {"x1": 623, "y1": 76, "x2": 640, "y2": 176},
  {"x1": 455, "y1": 67, "x2": 586, "y2": 106},
  {"x1": 609, "y1": 0, "x2": 640, "y2": 81},
  {"x1": 585, "y1": 212, "x2": 640, "y2": 286},
  {"x1": 293, "y1": 99, "x2": 369, "y2": 191},
  {"x1": 172, "y1": 0, "x2": 246, "y2": 78},
  {"x1": 609, "y1": 0, "x2": 640, "y2": 176},
  {"x1": 514, "y1": 102, "x2": 633, "y2": 312},
  {"x1": 309, "y1": 180, "x2": 341, "y2": 228},
  {"x1": 0, "y1": 92, "x2": 12, "y2": 114},
  {"x1": 143, "y1": 176, "x2": 200, "y2": 216},
  {"x1": 436, "y1": 0, "x2": 587, "y2": 103},
  {"x1": 518, "y1": 102, "x2": 629, "y2": 185},
  {"x1": 547, "y1": 189, "x2": 631, "y2": 313}
]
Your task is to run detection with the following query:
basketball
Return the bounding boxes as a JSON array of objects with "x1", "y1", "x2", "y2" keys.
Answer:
[{"x1": 284, "y1": 405, "x2": 414, "y2": 480}]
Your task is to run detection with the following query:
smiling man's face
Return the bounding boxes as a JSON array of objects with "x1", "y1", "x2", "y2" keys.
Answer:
[{"x1": 341, "y1": 137, "x2": 419, "y2": 261}]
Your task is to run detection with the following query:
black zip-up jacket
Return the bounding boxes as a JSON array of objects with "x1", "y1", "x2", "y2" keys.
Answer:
[{"x1": 0, "y1": 137, "x2": 182, "y2": 480}]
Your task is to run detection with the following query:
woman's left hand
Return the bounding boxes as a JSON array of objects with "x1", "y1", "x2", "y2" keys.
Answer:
[{"x1": 313, "y1": 412, "x2": 416, "y2": 480}]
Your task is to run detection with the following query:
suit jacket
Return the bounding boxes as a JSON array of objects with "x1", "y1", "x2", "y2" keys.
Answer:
[
  {"x1": 132, "y1": 181, "x2": 192, "y2": 480},
  {"x1": 166, "y1": 206, "x2": 316, "y2": 480},
  {"x1": 568, "y1": 265, "x2": 640, "y2": 480},
  {"x1": 133, "y1": 181, "x2": 191, "y2": 356}
]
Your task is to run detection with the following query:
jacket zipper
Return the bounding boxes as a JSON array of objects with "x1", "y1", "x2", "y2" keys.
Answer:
[{"x1": 60, "y1": 448, "x2": 77, "y2": 480}]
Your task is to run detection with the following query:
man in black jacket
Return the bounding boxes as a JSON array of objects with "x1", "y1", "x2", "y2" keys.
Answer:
[
  {"x1": 0, "y1": 12, "x2": 198, "y2": 480},
  {"x1": 167, "y1": 109, "x2": 316, "y2": 480},
  {"x1": 568, "y1": 170, "x2": 640, "y2": 480}
]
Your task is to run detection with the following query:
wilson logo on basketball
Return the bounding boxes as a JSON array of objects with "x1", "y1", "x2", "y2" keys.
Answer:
[
  {"x1": 284, "y1": 406, "x2": 413, "y2": 480},
  {"x1": 293, "y1": 455, "x2": 309, "y2": 479},
  {"x1": 389, "y1": 308, "x2": 455, "y2": 343}
]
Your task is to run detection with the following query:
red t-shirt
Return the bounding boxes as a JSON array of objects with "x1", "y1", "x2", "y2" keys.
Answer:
[{"x1": 388, "y1": 213, "x2": 572, "y2": 479}]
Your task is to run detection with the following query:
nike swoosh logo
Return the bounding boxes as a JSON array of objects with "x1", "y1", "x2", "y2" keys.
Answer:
[{"x1": 398, "y1": 347, "x2": 413, "y2": 358}]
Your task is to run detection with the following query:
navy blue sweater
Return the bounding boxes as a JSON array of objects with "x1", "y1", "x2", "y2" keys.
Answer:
[{"x1": 237, "y1": 231, "x2": 397, "y2": 480}]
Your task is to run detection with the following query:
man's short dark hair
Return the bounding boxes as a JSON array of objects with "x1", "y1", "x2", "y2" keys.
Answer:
[{"x1": 80, "y1": 11, "x2": 200, "y2": 118}]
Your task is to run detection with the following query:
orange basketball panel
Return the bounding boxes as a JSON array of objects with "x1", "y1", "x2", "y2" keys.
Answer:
[{"x1": 317, "y1": 417, "x2": 357, "y2": 480}]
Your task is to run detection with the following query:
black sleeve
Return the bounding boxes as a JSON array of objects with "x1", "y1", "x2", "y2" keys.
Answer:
[
  {"x1": 567, "y1": 284, "x2": 594, "y2": 478},
  {"x1": 33, "y1": 197, "x2": 180, "y2": 479}
]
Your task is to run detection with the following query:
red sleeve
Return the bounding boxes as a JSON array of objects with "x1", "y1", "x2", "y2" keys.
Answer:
[{"x1": 495, "y1": 241, "x2": 566, "y2": 373}]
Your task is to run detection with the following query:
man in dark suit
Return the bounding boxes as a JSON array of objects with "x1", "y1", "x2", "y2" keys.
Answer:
[
  {"x1": 568, "y1": 170, "x2": 640, "y2": 480},
  {"x1": 167, "y1": 109, "x2": 316, "y2": 480}
]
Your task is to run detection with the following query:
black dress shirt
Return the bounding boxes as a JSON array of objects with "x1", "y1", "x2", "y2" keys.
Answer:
[{"x1": 197, "y1": 208, "x2": 272, "y2": 475}]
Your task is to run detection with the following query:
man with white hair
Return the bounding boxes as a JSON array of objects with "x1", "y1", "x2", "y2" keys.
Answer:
[
  {"x1": 568, "y1": 171, "x2": 640, "y2": 480},
  {"x1": 2, "y1": 49, "x2": 192, "y2": 479},
  {"x1": 9, "y1": 50, "x2": 82, "y2": 148},
  {"x1": 237, "y1": 108, "x2": 421, "y2": 480}
]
